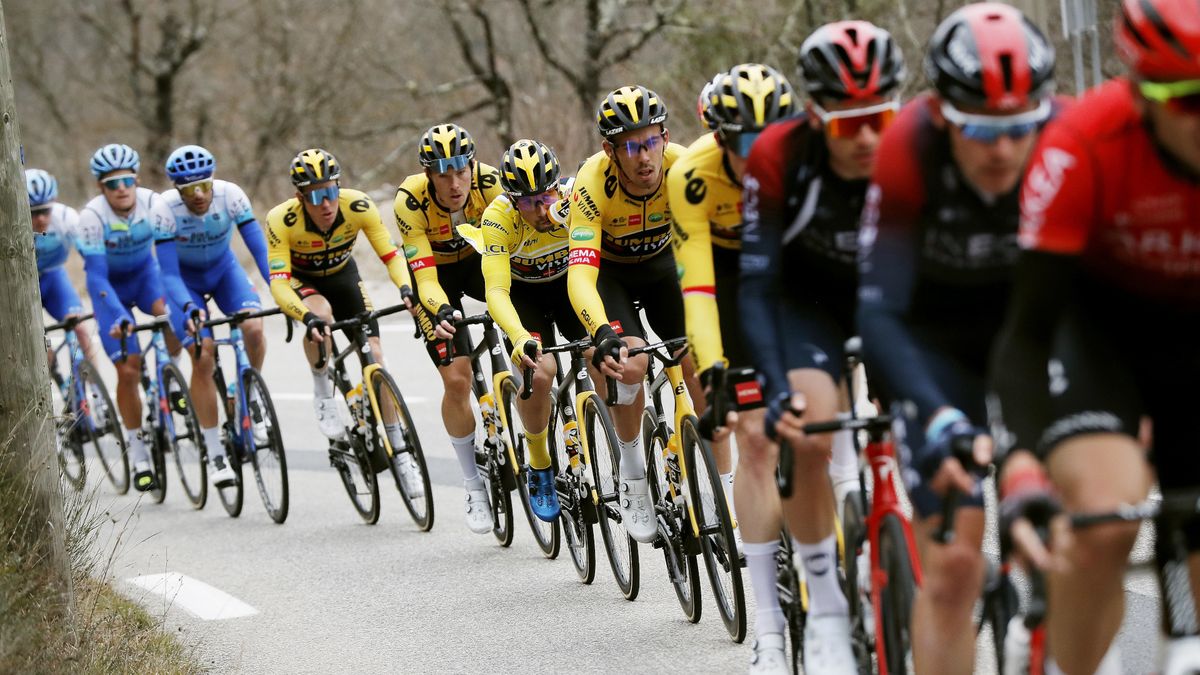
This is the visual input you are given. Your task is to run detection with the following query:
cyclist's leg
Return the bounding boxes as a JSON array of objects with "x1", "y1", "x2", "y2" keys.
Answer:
[
  {"x1": 509, "y1": 282, "x2": 559, "y2": 469},
  {"x1": 593, "y1": 262, "x2": 649, "y2": 446},
  {"x1": 705, "y1": 246, "x2": 743, "y2": 490},
  {"x1": 101, "y1": 273, "x2": 151, "y2": 471}
]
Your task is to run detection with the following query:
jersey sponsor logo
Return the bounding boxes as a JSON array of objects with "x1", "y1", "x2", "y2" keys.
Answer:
[
  {"x1": 676, "y1": 263, "x2": 685, "y2": 279},
  {"x1": 648, "y1": 212, "x2": 664, "y2": 223},
  {"x1": 603, "y1": 175, "x2": 618, "y2": 199},
  {"x1": 283, "y1": 211, "x2": 298, "y2": 227},
  {"x1": 269, "y1": 272, "x2": 290, "y2": 281},
  {"x1": 269, "y1": 258, "x2": 287, "y2": 271},
  {"x1": 478, "y1": 171, "x2": 498, "y2": 189},
  {"x1": 403, "y1": 194, "x2": 422, "y2": 212},
  {"x1": 485, "y1": 244, "x2": 506, "y2": 254},
  {"x1": 349, "y1": 198, "x2": 370, "y2": 213},
  {"x1": 629, "y1": 214, "x2": 642, "y2": 227},
  {"x1": 684, "y1": 174, "x2": 707, "y2": 205},
  {"x1": 410, "y1": 256, "x2": 435, "y2": 271},
  {"x1": 404, "y1": 244, "x2": 419, "y2": 259},
  {"x1": 110, "y1": 221, "x2": 129, "y2": 232},
  {"x1": 570, "y1": 229, "x2": 595, "y2": 242},
  {"x1": 568, "y1": 248, "x2": 600, "y2": 267},
  {"x1": 609, "y1": 320, "x2": 623, "y2": 335},
  {"x1": 734, "y1": 380, "x2": 764, "y2": 407},
  {"x1": 1020, "y1": 147, "x2": 1077, "y2": 246}
]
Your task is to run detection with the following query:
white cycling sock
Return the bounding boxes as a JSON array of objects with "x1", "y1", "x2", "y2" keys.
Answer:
[
  {"x1": 721, "y1": 472, "x2": 737, "y2": 520},
  {"x1": 311, "y1": 369, "x2": 333, "y2": 399},
  {"x1": 451, "y1": 432, "x2": 482, "y2": 489},
  {"x1": 201, "y1": 426, "x2": 223, "y2": 461},
  {"x1": 829, "y1": 414, "x2": 858, "y2": 485},
  {"x1": 617, "y1": 434, "x2": 644, "y2": 480},
  {"x1": 796, "y1": 534, "x2": 848, "y2": 617},
  {"x1": 127, "y1": 429, "x2": 149, "y2": 466},
  {"x1": 1045, "y1": 643, "x2": 1122, "y2": 675},
  {"x1": 384, "y1": 422, "x2": 407, "y2": 451},
  {"x1": 744, "y1": 540, "x2": 786, "y2": 636}
]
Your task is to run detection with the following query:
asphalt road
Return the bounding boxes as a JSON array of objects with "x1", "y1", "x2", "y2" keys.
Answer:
[{"x1": 73, "y1": 281, "x2": 1167, "y2": 674}]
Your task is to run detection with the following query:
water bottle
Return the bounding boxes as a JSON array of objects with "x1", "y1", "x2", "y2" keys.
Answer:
[
  {"x1": 1002, "y1": 614, "x2": 1031, "y2": 675},
  {"x1": 563, "y1": 419, "x2": 582, "y2": 474}
]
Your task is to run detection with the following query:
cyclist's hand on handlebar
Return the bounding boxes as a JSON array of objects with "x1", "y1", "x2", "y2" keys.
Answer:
[
  {"x1": 920, "y1": 409, "x2": 992, "y2": 496},
  {"x1": 511, "y1": 338, "x2": 541, "y2": 371},
  {"x1": 590, "y1": 324, "x2": 626, "y2": 380},
  {"x1": 770, "y1": 392, "x2": 809, "y2": 448},
  {"x1": 999, "y1": 454, "x2": 1066, "y2": 573},
  {"x1": 302, "y1": 312, "x2": 329, "y2": 343},
  {"x1": 434, "y1": 304, "x2": 461, "y2": 340},
  {"x1": 111, "y1": 318, "x2": 134, "y2": 339},
  {"x1": 184, "y1": 304, "x2": 207, "y2": 336},
  {"x1": 399, "y1": 285, "x2": 415, "y2": 310},
  {"x1": 697, "y1": 367, "x2": 737, "y2": 441}
]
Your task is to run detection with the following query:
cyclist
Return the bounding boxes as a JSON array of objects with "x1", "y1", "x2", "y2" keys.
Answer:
[
  {"x1": 855, "y1": 4, "x2": 1061, "y2": 672},
  {"x1": 76, "y1": 143, "x2": 198, "y2": 492},
  {"x1": 993, "y1": 0, "x2": 1200, "y2": 672},
  {"x1": 266, "y1": 148, "x2": 420, "y2": 496},
  {"x1": 672, "y1": 64, "x2": 797, "y2": 541},
  {"x1": 29, "y1": 168, "x2": 96, "y2": 364},
  {"x1": 566, "y1": 85, "x2": 689, "y2": 544},
  {"x1": 393, "y1": 124, "x2": 504, "y2": 534},
  {"x1": 161, "y1": 145, "x2": 271, "y2": 488},
  {"x1": 738, "y1": 23, "x2": 907, "y2": 673},
  {"x1": 458, "y1": 139, "x2": 585, "y2": 522}
]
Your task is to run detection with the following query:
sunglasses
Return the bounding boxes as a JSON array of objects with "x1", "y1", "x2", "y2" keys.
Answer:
[
  {"x1": 811, "y1": 99, "x2": 900, "y2": 139},
  {"x1": 722, "y1": 131, "x2": 761, "y2": 158},
  {"x1": 30, "y1": 204, "x2": 52, "y2": 215},
  {"x1": 101, "y1": 174, "x2": 136, "y2": 191},
  {"x1": 175, "y1": 178, "x2": 213, "y2": 198},
  {"x1": 940, "y1": 99, "x2": 1052, "y2": 143},
  {"x1": 1139, "y1": 78, "x2": 1200, "y2": 115},
  {"x1": 611, "y1": 133, "x2": 665, "y2": 159},
  {"x1": 304, "y1": 184, "x2": 340, "y2": 206},
  {"x1": 512, "y1": 188, "x2": 559, "y2": 211},
  {"x1": 429, "y1": 155, "x2": 471, "y2": 174}
]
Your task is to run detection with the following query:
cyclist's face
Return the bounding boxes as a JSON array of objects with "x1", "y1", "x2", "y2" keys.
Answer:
[
  {"x1": 513, "y1": 187, "x2": 559, "y2": 233},
  {"x1": 99, "y1": 171, "x2": 138, "y2": 212},
  {"x1": 179, "y1": 181, "x2": 214, "y2": 215},
  {"x1": 298, "y1": 180, "x2": 339, "y2": 228},
  {"x1": 427, "y1": 163, "x2": 473, "y2": 211},
  {"x1": 812, "y1": 98, "x2": 889, "y2": 180},
  {"x1": 30, "y1": 208, "x2": 51, "y2": 232},
  {"x1": 1139, "y1": 95, "x2": 1200, "y2": 174},
  {"x1": 605, "y1": 125, "x2": 668, "y2": 195},
  {"x1": 935, "y1": 98, "x2": 1040, "y2": 197}
]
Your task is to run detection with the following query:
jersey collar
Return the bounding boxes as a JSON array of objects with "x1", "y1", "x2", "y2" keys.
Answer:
[{"x1": 302, "y1": 204, "x2": 346, "y2": 239}]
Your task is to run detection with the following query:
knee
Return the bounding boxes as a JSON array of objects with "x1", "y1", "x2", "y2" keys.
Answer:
[
  {"x1": 193, "y1": 341, "x2": 216, "y2": 373},
  {"x1": 1068, "y1": 522, "x2": 1141, "y2": 574},
  {"x1": 115, "y1": 357, "x2": 139, "y2": 382},
  {"x1": 923, "y1": 543, "x2": 985, "y2": 609},
  {"x1": 243, "y1": 320, "x2": 265, "y2": 344},
  {"x1": 736, "y1": 437, "x2": 778, "y2": 477},
  {"x1": 532, "y1": 358, "x2": 556, "y2": 392},
  {"x1": 441, "y1": 364, "x2": 472, "y2": 396}
]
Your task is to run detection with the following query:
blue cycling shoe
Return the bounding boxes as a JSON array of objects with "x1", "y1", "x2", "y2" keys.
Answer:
[{"x1": 527, "y1": 467, "x2": 561, "y2": 522}]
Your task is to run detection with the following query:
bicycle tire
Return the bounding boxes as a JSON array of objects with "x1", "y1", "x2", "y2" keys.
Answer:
[
  {"x1": 77, "y1": 362, "x2": 128, "y2": 494},
  {"x1": 682, "y1": 415, "x2": 746, "y2": 642},
  {"x1": 370, "y1": 368, "x2": 432, "y2": 531},
  {"x1": 487, "y1": 439, "x2": 515, "y2": 546},
  {"x1": 584, "y1": 392, "x2": 639, "y2": 601},
  {"x1": 240, "y1": 368, "x2": 289, "y2": 524},
  {"x1": 776, "y1": 535, "x2": 805, "y2": 675},
  {"x1": 503, "y1": 376, "x2": 560, "y2": 558},
  {"x1": 983, "y1": 562, "x2": 1021, "y2": 674},
  {"x1": 549, "y1": 402, "x2": 595, "y2": 584},
  {"x1": 51, "y1": 364, "x2": 87, "y2": 490},
  {"x1": 149, "y1": 425, "x2": 169, "y2": 504},
  {"x1": 333, "y1": 436, "x2": 380, "y2": 524},
  {"x1": 215, "y1": 425, "x2": 245, "y2": 518},
  {"x1": 841, "y1": 490, "x2": 873, "y2": 674},
  {"x1": 162, "y1": 363, "x2": 206, "y2": 509},
  {"x1": 643, "y1": 408, "x2": 700, "y2": 622},
  {"x1": 878, "y1": 513, "x2": 917, "y2": 675}
]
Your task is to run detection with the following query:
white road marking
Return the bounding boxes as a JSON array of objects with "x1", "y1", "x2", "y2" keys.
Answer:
[
  {"x1": 270, "y1": 392, "x2": 428, "y2": 404},
  {"x1": 127, "y1": 572, "x2": 258, "y2": 620}
]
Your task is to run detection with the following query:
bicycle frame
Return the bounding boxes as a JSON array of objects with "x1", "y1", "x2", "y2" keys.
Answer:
[
  {"x1": 543, "y1": 338, "x2": 603, "y2": 505},
  {"x1": 123, "y1": 319, "x2": 180, "y2": 438},
  {"x1": 47, "y1": 315, "x2": 97, "y2": 435},
  {"x1": 640, "y1": 341, "x2": 702, "y2": 538},
  {"x1": 205, "y1": 307, "x2": 282, "y2": 456},
  {"x1": 458, "y1": 313, "x2": 522, "y2": 478}
]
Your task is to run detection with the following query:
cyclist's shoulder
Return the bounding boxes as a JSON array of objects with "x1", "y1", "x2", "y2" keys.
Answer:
[
  {"x1": 473, "y1": 162, "x2": 502, "y2": 196},
  {"x1": 53, "y1": 202, "x2": 80, "y2": 224},
  {"x1": 338, "y1": 188, "x2": 379, "y2": 222},
  {"x1": 266, "y1": 197, "x2": 302, "y2": 227},
  {"x1": 482, "y1": 193, "x2": 519, "y2": 226},
  {"x1": 1042, "y1": 81, "x2": 1139, "y2": 148},
  {"x1": 159, "y1": 187, "x2": 185, "y2": 212},
  {"x1": 671, "y1": 133, "x2": 725, "y2": 180},
  {"x1": 662, "y1": 141, "x2": 687, "y2": 168}
]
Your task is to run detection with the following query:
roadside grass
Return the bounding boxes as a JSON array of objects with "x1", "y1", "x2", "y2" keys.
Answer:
[{"x1": 0, "y1": 413, "x2": 202, "y2": 674}]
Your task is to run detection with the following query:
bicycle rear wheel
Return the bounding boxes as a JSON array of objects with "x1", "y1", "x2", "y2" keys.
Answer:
[
  {"x1": 841, "y1": 490, "x2": 873, "y2": 673},
  {"x1": 369, "y1": 368, "x2": 432, "y2": 530},
  {"x1": 503, "y1": 376, "x2": 560, "y2": 558},
  {"x1": 243, "y1": 368, "x2": 288, "y2": 524},
  {"x1": 682, "y1": 415, "x2": 746, "y2": 642},
  {"x1": 644, "y1": 408, "x2": 700, "y2": 622},
  {"x1": 333, "y1": 437, "x2": 380, "y2": 524},
  {"x1": 149, "y1": 425, "x2": 169, "y2": 504},
  {"x1": 215, "y1": 429, "x2": 245, "y2": 518},
  {"x1": 77, "y1": 362, "x2": 127, "y2": 494},
  {"x1": 162, "y1": 363, "x2": 206, "y2": 509},
  {"x1": 485, "y1": 438, "x2": 515, "y2": 547},
  {"x1": 878, "y1": 513, "x2": 917, "y2": 675},
  {"x1": 776, "y1": 535, "x2": 805, "y2": 675},
  {"x1": 550, "y1": 405, "x2": 595, "y2": 583},
  {"x1": 584, "y1": 392, "x2": 639, "y2": 601}
]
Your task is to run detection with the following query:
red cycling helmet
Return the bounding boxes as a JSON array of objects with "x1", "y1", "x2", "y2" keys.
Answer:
[
  {"x1": 1116, "y1": 0, "x2": 1200, "y2": 80},
  {"x1": 798, "y1": 20, "x2": 907, "y2": 102},
  {"x1": 925, "y1": 2, "x2": 1056, "y2": 111}
]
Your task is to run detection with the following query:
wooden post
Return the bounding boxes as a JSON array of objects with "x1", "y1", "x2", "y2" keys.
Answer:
[{"x1": 0, "y1": 0, "x2": 71, "y2": 598}]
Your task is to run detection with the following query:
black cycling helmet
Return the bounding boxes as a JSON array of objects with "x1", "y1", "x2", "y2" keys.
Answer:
[
  {"x1": 290, "y1": 148, "x2": 341, "y2": 188},
  {"x1": 798, "y1": 20, "x2": 907, "y2": 102},
  {"x1": 500, "y1": 139, "x2": 560, "y2": 196},
  {"x1": 596, "y1": 85, "x2": 669, "y2": 138},
  {"x1": 707, "y1": 64, "x2": 798, "y2": 134},
  {"x1": 925, "y1": 2, "x2": 1056, "y2": 111},
  {"x1": 418, "y1": 123, "x2": 476, "y2": 168}
]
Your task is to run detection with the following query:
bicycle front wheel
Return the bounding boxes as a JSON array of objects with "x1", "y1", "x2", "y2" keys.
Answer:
[
  {"x1": 584, "y1": 392, "x2": 639, "y2": 601},
  {"x1": 162, "y1": 363, "x2": 206, "y2": 509},
  {"x1": 550, "y1": 404, "x2": 595, "y2": 584},
  {"x1": 878, "y1": 513, "x2": 917, "y2": 675},
  {"x1": 502, "y1": 376, "x2": 560, "y2": 559},
  {"x1": 77, "y1": 362, "x2": 128, "y2": 494},
  {"x1": 776, "y1": 535, "x2": 805, "y2": 674},
  {"x1": 243, "y1": 368, "x2": 288, "y2": 524},
  {"x1": 370, "y1": 368, "x2": 432, "y2": 530},
  {"x1": 333, "y1": 437, "x2": 380, "y2": 524},
  {"x1": 644, "y1": 408, "x2": 700, "y2": 622},
  {"x1": 682, "y1": 414, "x2": 746, "y2": 642}
]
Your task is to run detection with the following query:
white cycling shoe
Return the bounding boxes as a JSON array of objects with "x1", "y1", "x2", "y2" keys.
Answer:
[
  {"x1": 748, "y1": 632, "x2": 789, "y2": 675},
  {"x1": 313, "y1": 395, "x2": 346, "y2": 440},
  {"x1": 395, "y1": 453, "x2": 424, "y2": 499},
  {"x1": 465, "y1": 487, "x2": 492, "y2": 534},
  {"x1": 803, "y1": 614, "x2": 857, "y2": 675},
  {"x1": 210, "y1": 455, "x2": 238, "y2": 489},
  {"x1": 617, "y1": 476, "x2": 657, "y2": 543}
]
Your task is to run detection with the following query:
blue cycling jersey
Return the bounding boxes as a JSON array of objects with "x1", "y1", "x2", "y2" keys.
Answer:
[
  {"x1": 161, "y1": 179, "x2": 269, "y2": 281},
  {"x1": 34, "y1": 203, "x2": 80, "y2": 273},
  {"x1": 77, "y1": 187, "x2": 176, "y2": 273}
]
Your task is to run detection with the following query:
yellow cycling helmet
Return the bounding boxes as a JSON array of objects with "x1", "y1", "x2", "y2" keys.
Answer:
[
  {"x1": 596, "y1": 85, "x2": 669, "y2": 138},
  {"x1": 290, "y1": 148, "x2": 341, "y2": 188},
  {"x1": 419, "y1": 123, "x2": 476, "y2": 173},
  {"x1": 500, "y1": 139, "x2": 560, "y2": 196}
]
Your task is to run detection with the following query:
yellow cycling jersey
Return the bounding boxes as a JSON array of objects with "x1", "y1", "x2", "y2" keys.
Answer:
[
  {"x1": 566, "y1": 142, "x2": 685, "y2": 336},
  {"x1": 458, "y1": 194, "x2": 569, "y2": 347},
  {"x1": 668, "y1": 132, "x2": 744, "y2": 371},
  {"x1": 393, "y1": 162, "x2": 503, "y2": 312},
  {"x1": 266, "y1": 188, "x2": 411, "y2": 321}
]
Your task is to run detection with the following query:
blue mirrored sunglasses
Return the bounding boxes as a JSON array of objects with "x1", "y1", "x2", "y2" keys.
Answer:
[
  {"x1": 617, "y1": 134, "x2": 664, "y2": 158},
  {"x1": 430, "y1": 155, "x2": 471, "y2": 174},
  {"x1": 101, "y1": 175, "x2": 136, "y2": 190},
  {"x1": 940, "y1": 100, "x2": 1051, "y2": 144},
  {"x1": 305, "y1": 184, "x2": 340, "y2": 205},
  {"x1": 512, "y1": 189, "x2": 558, "y2": 210},
  {"x1": 733, "y1": 131, "x2": 761, "y2": 157}
]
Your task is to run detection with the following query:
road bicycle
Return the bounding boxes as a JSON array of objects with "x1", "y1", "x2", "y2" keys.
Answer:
[
  {"x1": 195, "y1": 307, "x2": 290, "y2": 523},
  {"x1": 46, "y1": 313, "x2": 126, "y2": 493},
  {"x1": 314, "y1": 304, "x2": 432, "y2": 527}
]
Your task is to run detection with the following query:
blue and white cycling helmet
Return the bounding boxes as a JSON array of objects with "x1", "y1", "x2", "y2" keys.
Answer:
[
  {"x1": 89, "y1": 143, "x2": 140, "y2": 179},
  {"x1": 165, "y1": 145, "x2": 216, "y2": 184},
  {"x1": 25, "y1": 169, "x2": 58, "y2": 207}
]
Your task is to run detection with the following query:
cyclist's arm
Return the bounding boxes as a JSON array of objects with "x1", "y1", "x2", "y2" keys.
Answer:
[
  {"x1": 226, "y1": 182, "x2": 271, "y2": 282},
  {"x1": 669, "y1": 164, "x2": 724, "y2": 374},
  {"x1": 355, "y1": 193, "x2": 412, "y2": 291},
  {"x1": 264, "y1": 206, "x2": 308, "y2": 322},
  {"x1": 394, "y1": 186, "x2": 448, "y2": 313},
  {"x1": 76, "y1": 208, "x2": 130, "y2": 329},
  {"x1": 477, "y1": 208, "x2": 531, "y2": 346},
  {"x1": 565, "y1": 176, "x2": 608, "y2": 337},
  {"x1": 149, "y1": 196, "x2": 194, "y2": 311}
]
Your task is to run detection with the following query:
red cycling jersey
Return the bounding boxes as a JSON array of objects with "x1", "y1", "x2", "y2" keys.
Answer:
[{"x1": 1020, "y1": 78, "x2": 1200, "y2": 306}]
